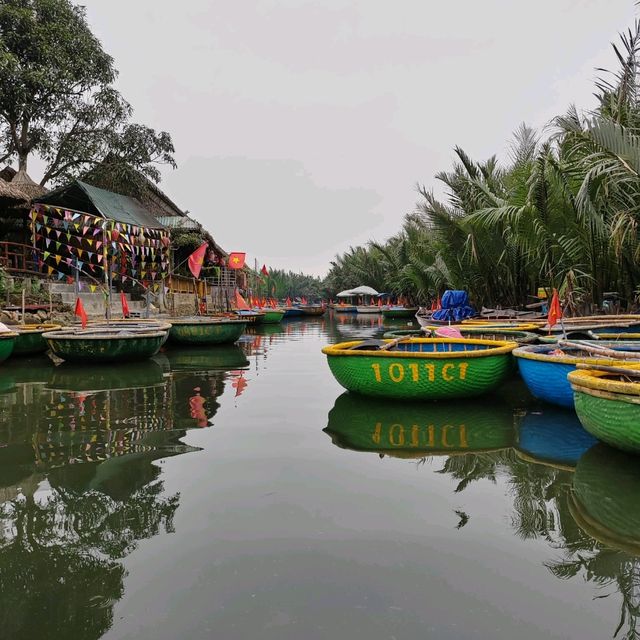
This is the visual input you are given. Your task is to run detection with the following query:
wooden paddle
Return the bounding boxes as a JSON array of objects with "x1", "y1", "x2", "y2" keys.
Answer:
[
  {"x1": 558, "y1": 340, "x2": 640, "y2": 360},
  {"x1": 379, "y1": 336, "x2": 411, "y2": 351},
  {"x1": 576, "y1": 362, "x2": 640, "y2": 378}
]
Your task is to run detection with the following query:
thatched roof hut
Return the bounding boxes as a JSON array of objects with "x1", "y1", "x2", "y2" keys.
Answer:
[
  {"x1": 0, "y1": 178, "x2": 29, "y2": 205},
  {"x1": 10, "y1": 169, "x2": 47, "y2": 199}
]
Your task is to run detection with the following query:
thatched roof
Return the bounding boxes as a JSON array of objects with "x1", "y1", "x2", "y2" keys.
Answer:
[
  {"x1": 0, "y1": 177, "x2": 29, "y2": 203},
  {"x1": 10, "y1": 169, "x2": 47, "y2": 199}
]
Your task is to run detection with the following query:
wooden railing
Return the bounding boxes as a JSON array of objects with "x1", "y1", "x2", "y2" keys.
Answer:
[{"x1": 0, "y1": 242, "x2": 39, "y2": 275}]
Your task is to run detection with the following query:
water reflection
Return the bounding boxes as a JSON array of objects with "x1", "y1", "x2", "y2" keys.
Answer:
[
  {"x1": 0, "y1": 344, "x2": 252, "y2": 640},
  {"x1": 325, "y1": 392, "x2": 514, "y2": 458},
  {"x1": 325, "y1": 386, "x2": 640, "y2": 639}
]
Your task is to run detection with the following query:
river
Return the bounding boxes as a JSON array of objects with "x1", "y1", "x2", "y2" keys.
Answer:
[{"x1": 0, "y1": 313, "x2": 638, "y2": 640}]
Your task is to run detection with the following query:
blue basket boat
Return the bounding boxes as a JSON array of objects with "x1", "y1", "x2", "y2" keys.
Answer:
[
  {"x1": 513, "y1": 343, "x2": 640, "y2": 408},
  {"x1": 515, "y1": 408, "x2": 598, "y2": 471}
]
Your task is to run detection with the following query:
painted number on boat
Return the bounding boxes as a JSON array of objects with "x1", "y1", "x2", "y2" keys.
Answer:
[{"x1": 370, "y1": 362, "x2": 469, "y2": 383}]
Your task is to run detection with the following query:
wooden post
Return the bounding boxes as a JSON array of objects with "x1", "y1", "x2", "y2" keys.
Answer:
[{"x1": 21, "y1": 288, "x2": 25, "y2": 325}]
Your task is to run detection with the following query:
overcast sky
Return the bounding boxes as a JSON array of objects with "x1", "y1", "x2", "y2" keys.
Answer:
[{"x1": 72, "y1": 0, "x2": 635, "y2": 275}]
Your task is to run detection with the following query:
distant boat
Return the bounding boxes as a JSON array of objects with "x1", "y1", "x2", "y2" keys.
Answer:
[
  {"x1": 381, "y1": 306, "x2": 419, "y2": 319},
  {"x1": 168, "y1": 317, "x2": 247, "y2": 345},
  {"x1": 356, "y1": 305, "x2": 380, "y2": 314},
  {"x1": 299, "y1": 305, "x2": 325, "y2": 317}
]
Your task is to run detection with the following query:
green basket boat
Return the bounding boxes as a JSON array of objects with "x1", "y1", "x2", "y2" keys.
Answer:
[
  {"x1": 11, "y1": 323, "x2": 61, "y2": 356},
  {"x1": 0, "y1": 331, "x2": 18, "y2": 363},
  {"x1": 325, "y1": 392, "x2": 514, "y2": 458},
  {"x1": 571, "y1": 444, "x2": 640, "y2": 555},
  {"x1": 43, "y1": 327, "x2": 168, "y2": 363},
  {"x1": 381, "y1": 306, "x2": 419, "y2": 319},
  {"x1": 321, "y1": 338, "x2": 517, "y2": 400},
  {"x1": 258, "y1": 309, "x2": 285, "y2": 324},
  {"x1": 569, "y1": 368, "x2": 640, "y2": 453},
  {"x1": 169, "y1": 317, "x2": 247, "y2": 345}
]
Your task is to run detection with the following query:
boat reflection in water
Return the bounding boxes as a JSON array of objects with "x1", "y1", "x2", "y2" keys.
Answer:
[
  {"x1": 515, "y1": 408, "x2": 598, "y2": 472},
  {"x1": 0, "y1": 348, "x2": 250, "y2": 640},
  {"x1": 325, "y1": 392, "x2": 514, "y2": 458}
]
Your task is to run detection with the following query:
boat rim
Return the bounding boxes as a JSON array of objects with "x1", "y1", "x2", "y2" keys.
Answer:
[
  {"x1": 0, "y1": 331, "x2": 18, "y2": 339},
  {"x1": 13, "y1": 323, "x2": 61, "y2": 333},
  {"x1": 169, "y1": 317, "x2": 248, "y2": 326},
  {"x1": 322, "y1": 337, "x2": 518, "y2": 359},
  {"x1": 568, "y1": 368, "x2": 640, "y2": 401},
  {"x1": 43, "y1": 329, "x2": 168, "y2": 340},
  {"x1": 513, "y1": 344, "x2": 640, "y2": 366}
]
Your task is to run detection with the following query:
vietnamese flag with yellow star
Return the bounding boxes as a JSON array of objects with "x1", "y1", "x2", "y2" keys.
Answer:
[{"x1": 228, "y1": 252, "x2": 246, "y2": 270}]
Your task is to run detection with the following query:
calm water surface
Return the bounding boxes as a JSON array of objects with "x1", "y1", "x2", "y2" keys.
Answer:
[{"x1": 1, "y1": 314, "x2": 639, "y2": 639}]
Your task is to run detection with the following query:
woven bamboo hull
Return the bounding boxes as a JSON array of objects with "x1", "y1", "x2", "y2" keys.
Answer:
[
  {"x1": 571, "y1": 444, "x2": 640, "y2": 554},
  {"x1": 12, "y1": 324, "x2": 61, "y2": 355},
  {"x1": 45, "y1": 332, "x2": 166, "y2": 363},
  {"x1": 514, "y1": 345, "x2": 640, "y2": 408},
  {"x1": 381, "y1": 307, "x2": 419, "y2": 319},
  {"x1": 573, "y1": 388, "x2": 640, "y2": 453},
  {"x1": 0, "y1": 333, "x2": 17, "y2": 363},
  {"x1": 322, "y1": 338, "x2": 516, "y2": 400},
  {"x1": 324, "y1": 392, "x2": 514, "y2": 457},
  {"x1": 356, "y1": 306, "x2": 381, "y2": 314},
  {"x1": 516, "y1": 409, "x2": 597, "y2": 470},
  {"x1": 169, "y1": 319, "x2": 247, "y2": 345}
]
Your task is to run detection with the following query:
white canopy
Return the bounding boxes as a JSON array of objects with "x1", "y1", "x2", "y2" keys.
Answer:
[{"x1": 336, "y1": 285, "x2": 379, "y2": 298}]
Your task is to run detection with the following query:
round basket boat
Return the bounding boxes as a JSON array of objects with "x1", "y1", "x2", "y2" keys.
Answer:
[
  {"x1": 513, "y1": 344, "x2": 640, "y2": 409},
  {"x1": 321, "y1": 338, "x2": 517, "y2": 400},
  {"x1": 515, "y1": 408, "x2": 597, "y2": 472},
  {"x1": 570, "y1": 444, "x2": 640, "y2": 555},
  {"x1": 11, "y1": 323, "x2": 62, "y2": 356},
  {"x1": 420, "y1": 326, "x2": 539, "y2": 344},
  {"x1": 299, "y1": 306, "x2": 326, "y2": 317},
  {"x1": 0, "y1": 331, "x2": 18, "y2": 363},
  {"x1": 168, "y1": 317, "x2": 247, "y2": 345},
  {"x1": 325, "y1": 392, "x2": 514, "y2": 457},
  {"x1": 381, "y1": 307, "x2": 419, "y2": 319},
  {"x1": 259, "y1": 309, "x2": 285, "y2": 324},
  {"x1": 568, "y1": 368, "x2": 640, "y2": 453},
  {"x1": 43, "y1": 327, "x2": 168, "y2": 363},
  {"x1": 460, "y1": 320, "x2": 543, "y2": 331}
]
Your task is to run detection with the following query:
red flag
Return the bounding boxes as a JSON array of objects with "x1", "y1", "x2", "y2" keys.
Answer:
[
  {"x1": 232, "y1": 372, "x2": 248, "y2": 397},
  {"x1": 548, "y1": 288, "x2": 562, "y2": 328},
  {"x1": 286, "y1": 296, "x2": 291, "y2": 307},
  {"x1": 188, "y1": 243, "x2": 208, "y2": 279},
  {"x1": 261, "y1": 264, "x2": 269, "y2": 276},
  {"x1": 74, "y1": 297, "x2": 88, "y2": 328},
  {"x1": 120, "y1": 292, "x2": 130, "y2": 318},
  {"x1": 234, "y1": 289, "x2": 251, "y2": 310},
  {"x1": 378, "y1": 298, "x2": 382, "y2": 307},
  {"x1": 228, "y1": 252, "x2": 246, "y2": 270},
  {"x1": 436, "y1": 296, "x2": 442, "y2": 310}
]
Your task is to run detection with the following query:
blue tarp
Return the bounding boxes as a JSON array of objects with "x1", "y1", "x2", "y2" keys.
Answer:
[{"x1": 431, "y1": 290, "x2": 475, "y2": 322}]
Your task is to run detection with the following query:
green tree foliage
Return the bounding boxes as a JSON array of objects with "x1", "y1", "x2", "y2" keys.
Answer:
[
  {"x1": 325, "y1": 19, "x2": 640, "y2": 312},
  {"x1": 0, "y1": 0, "x2": 175, "y2": 186},
  {"x1": 256, "y1": 268, "x2": 324, "y2": 300}
]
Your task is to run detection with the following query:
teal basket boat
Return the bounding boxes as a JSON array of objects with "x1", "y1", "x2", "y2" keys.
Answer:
[
  {"x1": 259, "y1": 309, "x2": 285, "y2": 324},
  {"x1": 169, "y1": 318, "x2": 247, "y2": 345},
  {"x1": 325, "y1": 392, "x2": 514, "y2": 457},
  {"x1": 381, "y1": 306, "x2": 419, "y2": 319},
  {"x1": 322, "y1": 338, "x2": 517, "y2": 400},
  {"x1": 12, "y1": 323, "x2": 61, "y2": 356},
  {"x1": 568, "y1": 368, "x2": 640, "y2": 453},
  {"x1": 0, "y1": 332, "x2": 18, "y2": 363},
  {"x1": 43, "y1": 327, "x2": 168, "y2": 363}
]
